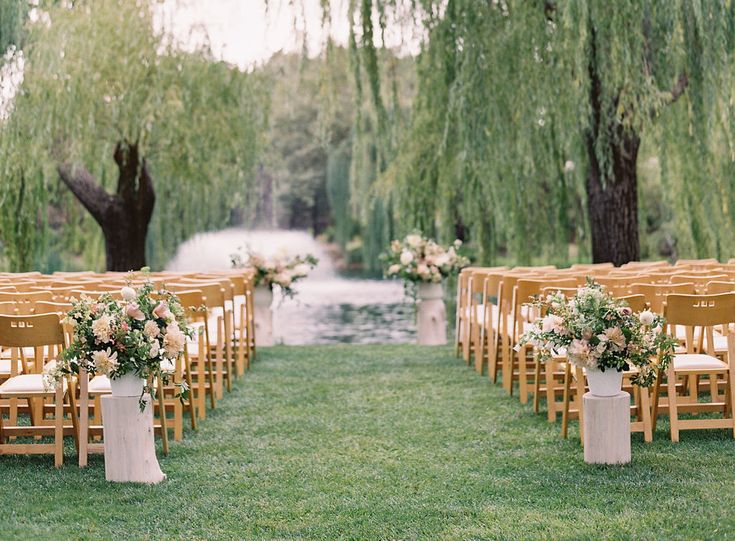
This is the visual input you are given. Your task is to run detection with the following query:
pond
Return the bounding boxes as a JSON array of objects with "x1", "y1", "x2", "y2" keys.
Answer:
[{"x1": 166, "y1": 228, "x2": 417, "y2": 345}]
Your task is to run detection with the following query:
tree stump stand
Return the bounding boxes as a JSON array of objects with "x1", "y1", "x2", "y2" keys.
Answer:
[
  {"x1": 416, "y1": 283, "x2": 447, "y2": 345},
  {"x1": 583, "y1": 391, "x2": 631, "y2": 465},
  {"x1": 101, "y1": 395, "x2": 166, "y2": 484}
]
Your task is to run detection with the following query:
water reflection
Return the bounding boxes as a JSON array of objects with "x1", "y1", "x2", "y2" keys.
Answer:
[{"x1": 167, "y1": 228, "x2": 415, "y2": 344}]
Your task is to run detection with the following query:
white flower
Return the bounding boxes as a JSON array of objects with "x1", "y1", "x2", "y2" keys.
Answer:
[
  {"x1": 274, "y1": 271, "x2": 292, "y2": 288},
  {"x1": 121, "y1": 286, "x2": 136, "y2": 301},
  {"x1": 92, "y1": 348, "x2": 119, "y2": 375},
  {"x1": 541, "y1": 314, "x2": 565, "y2": 334},
  {"x1": 149, "y1": 339, "x2": 160, "y2": 359},
  {"x1": 91, "y1": 314, "x2": 113, "y2": 343},
  {"x1": 400, "y1": 250, "x2": 414, "y2": 265},
  {"x1": 563, "y1": 160, "x2": 575, "y2": 173},
  {"x1": 144, "y1": 320, "x2": 160, "y2": 339},
  {"x1": 406, "y1": 234, "x2": 422, "y2": 247},
  {"x1": 639, "y1": 310, "x2": 655, "y2": 326},
  {"x1": 388, "y1": 264, "x2": 401, "y2": 275},
  {"x1": 292, "y1": 264, "x2": 310, "y2": 278},
  {"x1": 163, "y1": 323, "x2": 186, "y2": 358}
]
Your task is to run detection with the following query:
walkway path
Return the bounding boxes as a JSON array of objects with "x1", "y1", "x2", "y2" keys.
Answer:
[{"x1": 4, "y1": 345, "x2": 735, "y2": 539}]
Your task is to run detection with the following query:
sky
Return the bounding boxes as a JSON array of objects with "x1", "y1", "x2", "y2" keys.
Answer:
[
  {"x1": 155, "y1": 0, "x2": 421, "y2": 69},
  {"x1": 0, "y1": 0, "x2": 420, "y2": 113}
]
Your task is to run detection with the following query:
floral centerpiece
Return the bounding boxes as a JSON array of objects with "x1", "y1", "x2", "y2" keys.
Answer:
[
  {"x1": 517, "y1": 281, "x2": 676, "y2": 390},
  {"x1": 46, "y1": 281, "x2": 192, "y2": 409},
  {"x1": 230, "y1": 249, "x2": 318, "y2": 299},
  {"x1": 381, "y1": 233, "x2": 469, "y2": 346},
  {"x1": 381, "y1": 233, "x2": 469, "y2": 287}
]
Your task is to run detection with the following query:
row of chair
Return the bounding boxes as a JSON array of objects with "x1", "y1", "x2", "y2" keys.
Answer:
[
  {"x1": 0, "y1": 268, "x2": 257, "y2": 467},
  {"x1": 454, "y1": 258, "x2": 735, "y2": 443}
]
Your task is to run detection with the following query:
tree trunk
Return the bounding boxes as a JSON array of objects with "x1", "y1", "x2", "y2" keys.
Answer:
[
  {"x1": 58, "y1": 141, "x2": 155, "y2": 272},
  {"x1": 585, "y1": 132, "x2": 641, "y2": 266},
  {"x1": 585, "y1": 24, "x2": 640, "y2": 266}
]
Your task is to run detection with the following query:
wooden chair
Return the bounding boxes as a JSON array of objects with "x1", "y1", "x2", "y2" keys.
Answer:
[
  {"x1": 168, "y1": 282, "x2": 228, "y2": 401},
  {"x1": 670, "y1": 274, "x2": 728, "y2": 293},
  {"x1": 0, "y1": 314, "x2": 69, "y2": 467},
  {"x1": 595, "y1": 276, "x2": 641, "y2": 297},
  {"x1": 175, "y1": 289, "x2": 215, "y2": 420},
  {"x1": 675, "y1": 258, "x2": 720, "y2": 269},
  {"x1": 631, "y1": 282, "x2": 696, "y2": 313},
  {"x1": 455, "y1": 268, "x2": 474, "y2": 360},
  {"x1": 511, "y1": 277, "x2": 577, "y2": 404},
  {"x1": 481, "y1": 272, "x2": 506, "y2": 382},
  {"x1": 652, "y1": 293, "x2": 735, "y2": 442}
]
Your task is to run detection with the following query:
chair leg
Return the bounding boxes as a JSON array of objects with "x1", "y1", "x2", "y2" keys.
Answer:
[
  {"x1": 54, "y1": 387, "x2": 64, "y2": 468},
  {"x1": 639, "y1": 386, "x2": 653, "y2": 443},
  {"x1": 575, "y1": 368, "x2": 586, "y2": 444},
  {"x1": 518, "y1": 347, "x2": 529, "y2": 404},
  {"x1": 729, "y1": 365, "x2": 735, "y2": 439},
  {"x1": 667, "y1": 366, "x2": 680, "y2": 443},
  {"x1": 157, "y1": 382, "x2": 169, "y2": 456},
  {"x1": 561, "y1": 363, "x2": 571, "y2": 439},
  {"x1": 545, "y1": 358, "x2": 556, "y2": 422},
  {"x1": 652, "y1": 372, "x2": 662, "y2": 433},
  {"x1": 184, "y1": 356, "x2": 197, "y2": 430},
  {"x1": 533, "y1": 357, "x2": 542, "y2": 414}
]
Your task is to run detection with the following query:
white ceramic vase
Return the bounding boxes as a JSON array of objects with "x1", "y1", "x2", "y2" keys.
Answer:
[
  {"x1": 416, "y1": 282, "x2": 447, "y2": 346},
  {"x1": 110, "y1": 373, "x2": 146, "y2": 397},
  {"x1": 254, "y1": 285, "x2": 275, "y2": 347},
  {"x1": 586, "y1": 368, "x2": 623, "y2": 397}
]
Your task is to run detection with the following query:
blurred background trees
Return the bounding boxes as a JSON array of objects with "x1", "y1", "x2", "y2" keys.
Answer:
[{"x1": 3, "y1": 0, "x2": 735, "y2": 272}]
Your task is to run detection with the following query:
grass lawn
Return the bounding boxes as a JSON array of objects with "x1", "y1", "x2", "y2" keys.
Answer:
[{"x1": 2, "y1": 345, "x2": 735, "y2": 540}]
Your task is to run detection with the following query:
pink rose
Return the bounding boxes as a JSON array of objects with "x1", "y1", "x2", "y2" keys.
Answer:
[
  {"x1": 121, "y1": 321, "x2": 129, "y2": 332},
  {"x1": 153, "y1": 301, "x2": 172, "y2": 321},
  {"x1": 126, "y1": 302, "x2": 145, "y2": 321}
]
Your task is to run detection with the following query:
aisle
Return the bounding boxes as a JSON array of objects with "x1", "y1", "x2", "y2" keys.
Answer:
[{"x1": 3, "y1": 346, "x2": 735, "y2": 540}]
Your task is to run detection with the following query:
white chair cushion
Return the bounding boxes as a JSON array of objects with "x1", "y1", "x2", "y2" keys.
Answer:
[
  {"x1": 673, "y1": 354, "x2": 727, "y2": 371},
  {"x1": 88, "y1": 375, "x2": 111, "y2": 393},
  {"x1": 0, "y1": 358, "x2": 23, "y2": 375},
  {"x1": 0, "y1": 374, "x2": 66, "y2": 394}
]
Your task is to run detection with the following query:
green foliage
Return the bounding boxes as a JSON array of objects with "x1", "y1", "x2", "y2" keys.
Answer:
[
  {"x1": 346, "y1": 0, "x2": 735, "y2": 265},
  {"x1": 0, "y1": 0, "x2": 267, "y2": 271},
  {"x1": 0, "y1": 0, "x2": 26, "y2": 56}
]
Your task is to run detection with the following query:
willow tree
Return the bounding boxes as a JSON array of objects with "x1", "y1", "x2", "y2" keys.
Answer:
[
  {"x1": 0, "y1": 0, "x2": 265, "y2": 271},
  {"x1": 346, "y1": 0, "x2": 735, "y2": 265}
]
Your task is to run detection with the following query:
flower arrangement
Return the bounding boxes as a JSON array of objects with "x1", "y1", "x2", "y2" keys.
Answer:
[
  {"x1": 230, "y1": 249, "x2": 318, "y2": 299},
  {"x1": 381, "y1": 233, "x2": 469, "y2": 284},
  {"x1": 517, "y1": 281, "x2": 676, "y2": 387},
  {"x1": 46, "y1": 281, "x2": 193, "y2": 408}
]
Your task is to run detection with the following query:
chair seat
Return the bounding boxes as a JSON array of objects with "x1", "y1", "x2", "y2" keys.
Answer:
[
  {"x1": 673, "y1": 354, "x2": 727, "y2": 371},
  {"x1": 0, "y1": 374, "x2": 66, "y2": 394}
]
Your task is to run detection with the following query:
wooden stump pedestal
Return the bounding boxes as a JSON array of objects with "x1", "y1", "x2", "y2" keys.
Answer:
[
  {"x1": 101, "y1": 395, "x2": 166, "y2": 484},
  {"x1": 582, "y1": 391, "x2": 631, "y2": 465}
]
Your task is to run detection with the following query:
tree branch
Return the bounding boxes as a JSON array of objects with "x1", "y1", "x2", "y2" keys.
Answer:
[
  {"x1": 668, "y1": 72, "x2": 689, "y2": 104},
  {"x1": 57, "y1": 163, "x2": 113, "y2": 224}
]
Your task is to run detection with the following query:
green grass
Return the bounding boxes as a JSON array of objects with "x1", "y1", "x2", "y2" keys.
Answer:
[{"x1": 2, "y1": 345, "x2": 735, "y2": 540}]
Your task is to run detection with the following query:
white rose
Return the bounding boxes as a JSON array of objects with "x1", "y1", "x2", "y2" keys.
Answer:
[
  {"x1": 388, "y1": 264, "x2": 401, "y2": 275},
  {"x1": 292, "y1": 264, "x2": 310, "y2": 278},
  {"x1": 274, "y1": 271, "x2": 292, "y2": 288},
  {"x1": 639, "y1": 310, "x2": 655, "y2": 326},
  {"x1": 406, "y1": 234, "x2": 422, "y2": 247},
  {"x1": 400, "y1": 251, "x2": 414, "y2": 265},
  {"x1": 564, "y1": 160, "x2": 575, "y2": 172},
  {"x1": 121, "y1": 286, "x2": 136, "y2": 301}
]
